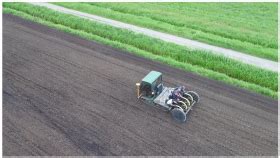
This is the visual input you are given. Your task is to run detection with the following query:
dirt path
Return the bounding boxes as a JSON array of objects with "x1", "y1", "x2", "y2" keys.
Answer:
[
  {"x1": 3, "y1": 14, "x2": 277, "y2": 156},
  {"x1": 28, "y1": 2, "x2": 278, "y2": 72}
]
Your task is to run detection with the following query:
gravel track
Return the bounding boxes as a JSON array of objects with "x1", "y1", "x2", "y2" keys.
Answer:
[
  {"x1": 29, "y1": 2, "x2": 278, "y2": 72},
  {"x1": 3, "y1": 14, "x2": 277, "y2": 156}
]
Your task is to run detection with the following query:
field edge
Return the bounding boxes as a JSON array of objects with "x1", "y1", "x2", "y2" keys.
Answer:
[{"x1": 2, "y1": 4, "x2": 278, "y2": 99}]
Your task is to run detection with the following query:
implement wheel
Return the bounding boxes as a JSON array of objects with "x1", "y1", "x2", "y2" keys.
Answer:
[
  {"x1": 187, "y1": 91, "x2": 200, "y2": 103},
  {"x1": 171, "y1": 107, "x2": 186, "y2": 123},
  {"x1": 183, "y1": 93, "x2": 193, "y2": 104}
]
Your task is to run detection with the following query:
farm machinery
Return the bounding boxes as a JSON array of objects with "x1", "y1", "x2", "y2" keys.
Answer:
[{"x1": 136, "y1": 71, "x2": 200, "y2": 123}]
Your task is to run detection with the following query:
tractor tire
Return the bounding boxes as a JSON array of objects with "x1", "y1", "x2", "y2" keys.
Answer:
[
  {"x1": 187, "y1": 91, "x2": 200, "y2": 103},
  {"x1": 171, "y1": 107, "x2": 186, "y2": 123}
]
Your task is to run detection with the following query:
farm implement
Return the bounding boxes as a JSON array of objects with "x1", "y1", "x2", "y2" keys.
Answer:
[{"x1": 136, "y1": 71, "x2": 200, "y2": 123}]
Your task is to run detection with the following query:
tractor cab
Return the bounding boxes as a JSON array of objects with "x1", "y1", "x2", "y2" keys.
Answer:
[{"x1": 136, "y1": 71, "x2": 164, "y2": 99}]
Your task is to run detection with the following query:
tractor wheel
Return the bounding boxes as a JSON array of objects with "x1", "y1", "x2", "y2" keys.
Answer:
[
  {"x1": 171, "y1": 107, "x2": 186, "y2": 123},
  {"x1": 187, "y1": 91, "x2": 200, "y2": 103}
]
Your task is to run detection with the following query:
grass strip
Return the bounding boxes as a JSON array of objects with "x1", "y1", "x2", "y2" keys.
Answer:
[
  {"x1": 3, "y1": 3, "x2": 277, "y2": 98},
  {"x1": 54, "y1": 2, "x2": 278, "y2": 61}
]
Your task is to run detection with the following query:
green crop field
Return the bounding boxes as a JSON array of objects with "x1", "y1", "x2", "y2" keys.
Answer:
[
  {"x1": 53, "y1": 2, "x2": 278, "y2": 61},
  {"x1": 3, "y1": 3, "x2": 278, "y2": 98}
]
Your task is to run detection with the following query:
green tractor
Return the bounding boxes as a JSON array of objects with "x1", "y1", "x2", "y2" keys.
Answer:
[{"x1": 136, "y1": 71, "x2": 200, "y2": 123}]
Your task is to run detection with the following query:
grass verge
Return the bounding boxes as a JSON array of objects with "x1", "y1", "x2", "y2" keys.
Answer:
[
  {"x1": 54, "y1": 2, "x2": 278, "y2": 61},
  {"x1": 3, "y1": 3, "x2": 278, "y2": 98}
]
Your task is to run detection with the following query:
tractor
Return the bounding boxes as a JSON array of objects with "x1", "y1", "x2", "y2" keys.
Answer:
[{"x1": 136, "y1": 71, "x2": 200, "y2": 122}]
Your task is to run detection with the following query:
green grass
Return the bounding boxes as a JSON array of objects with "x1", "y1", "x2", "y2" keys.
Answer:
[
  {"x1": 3, "y1": 3, "x2": 278, "y2": 99},
  {"x1": 53, "y1": 2, "x2": 278, "y2": 61}
]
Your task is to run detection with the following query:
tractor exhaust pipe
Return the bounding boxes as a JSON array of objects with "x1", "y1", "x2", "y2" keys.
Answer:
[{"x1": 136, "y1": 83, "x2": 140, "y2": 98}]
